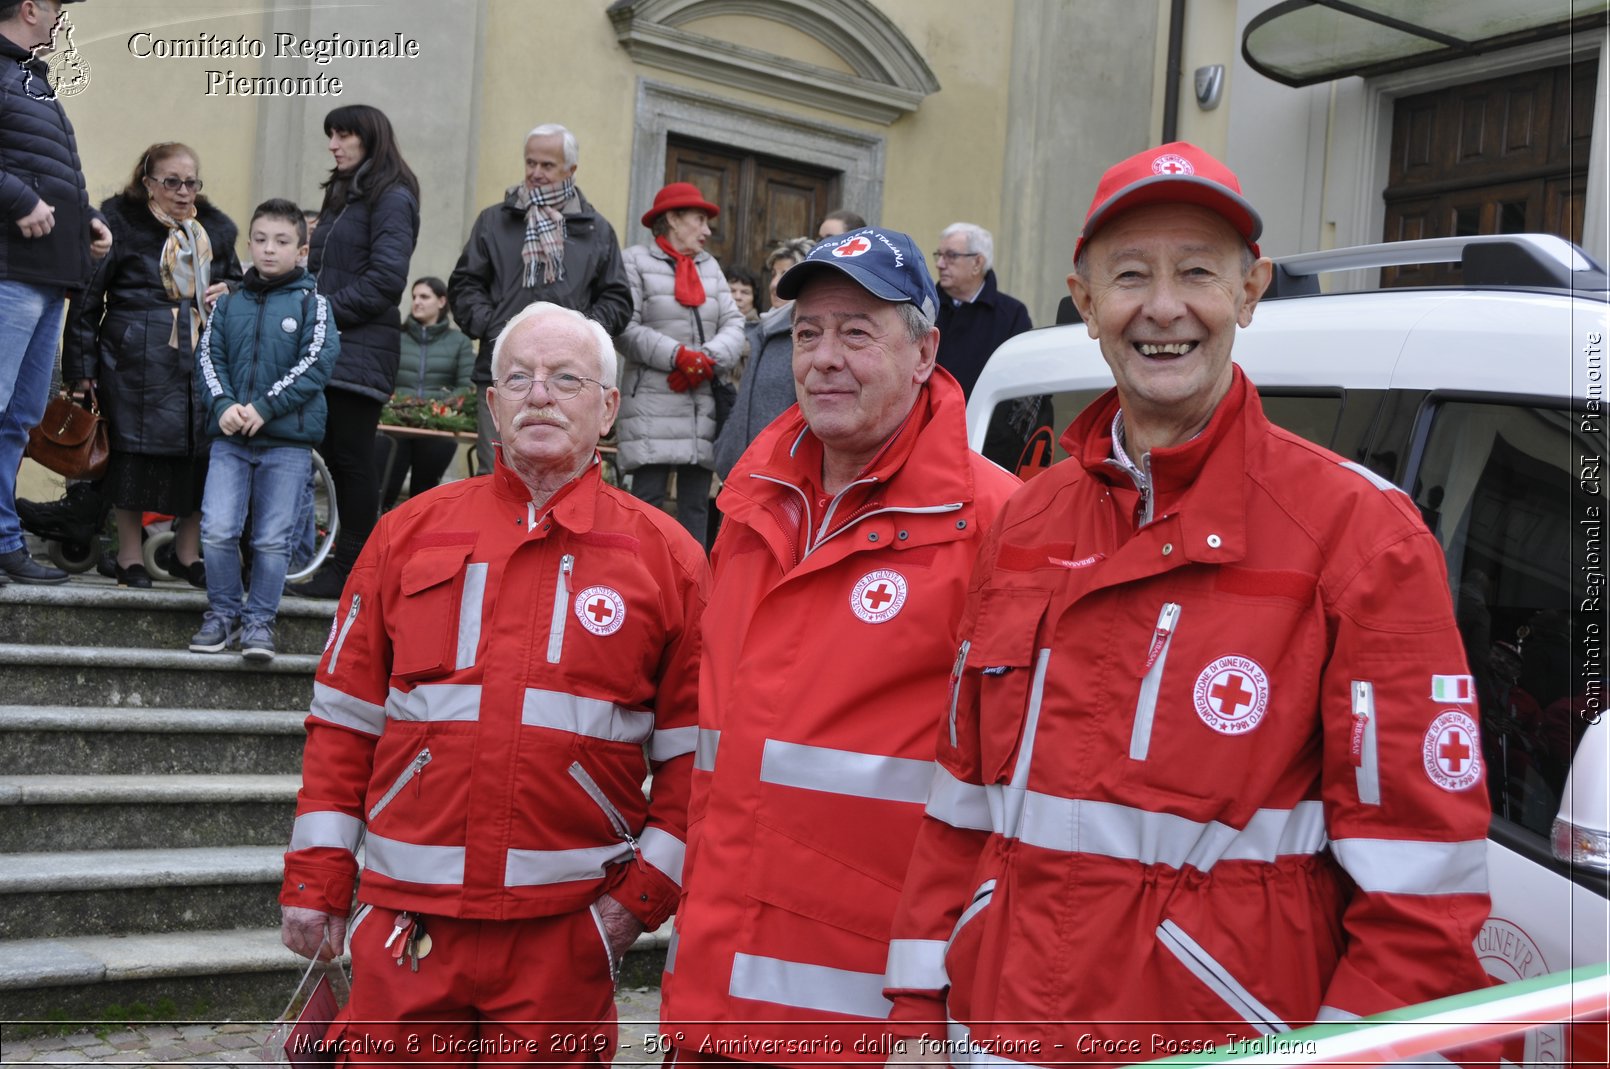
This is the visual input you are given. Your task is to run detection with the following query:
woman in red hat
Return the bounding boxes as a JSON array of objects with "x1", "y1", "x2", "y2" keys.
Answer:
[{"x1": 616, "y1": 182, "x2": 745, "y2": 545}]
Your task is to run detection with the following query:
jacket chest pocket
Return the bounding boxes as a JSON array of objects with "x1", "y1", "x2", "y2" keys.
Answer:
[
  {"x1": 966, "y1": 587, "x2": 1052, "y2": 783},
  {"x1": 391, "y1": 540, "x2": 479, "y2": 681}
]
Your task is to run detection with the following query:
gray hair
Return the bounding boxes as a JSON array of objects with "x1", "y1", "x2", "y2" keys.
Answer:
[
  {"x1": 524, "y1": 123, "x2": 577, "y2": 167},
  {"x1": 491, "y1": 302, "x2": 617, "y2": 388},
  {"x1": 941, "y1": 222, "x2": 994, "y2": 272},
  {"x1": 895, "y1": 302, "x2": 934, "y2": 344},
  {"x1": 766, "y1": 237, "x2": 816, "y2": 271}
]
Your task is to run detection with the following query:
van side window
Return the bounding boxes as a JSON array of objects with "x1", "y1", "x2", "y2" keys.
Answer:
[{"x1": 1410, "y1": 401, "x2": 1596, "y2": 839}]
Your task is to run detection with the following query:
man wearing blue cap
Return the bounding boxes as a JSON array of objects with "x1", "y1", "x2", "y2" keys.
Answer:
[{"x1": 658, "y1": 227, "x2": 1019, "y2": 1067}]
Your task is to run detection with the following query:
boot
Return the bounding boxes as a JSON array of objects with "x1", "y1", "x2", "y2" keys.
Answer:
[
  {"x1": 286, "y1": 529, "x2": 363, "y2": 600},
  {"x1": 17, "y1": 481, "x2": 108, "y2": 546}
]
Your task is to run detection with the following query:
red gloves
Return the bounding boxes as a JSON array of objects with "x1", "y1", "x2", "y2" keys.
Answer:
[{"x1": 668, "y1": 346, "x2": 716, "y2": 393}]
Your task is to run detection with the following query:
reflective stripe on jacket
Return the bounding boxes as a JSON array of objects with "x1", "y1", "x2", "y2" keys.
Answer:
[
  {"x1": 884, "y1": 368, "x2": 1494, "y2": 1058},
  {"x1": 660, "y1": 371, "x2": 1019, "y2": 1063},
  {"x1": 280, "y1": 460, "x2": 709, "y2": 928}
]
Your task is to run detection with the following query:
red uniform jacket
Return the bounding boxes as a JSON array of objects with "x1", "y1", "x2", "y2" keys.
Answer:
[
  {"x1": 885, "y1": 370, "x2": 1494, "y2": 1062},
  {"x1": 280, "y1": 459, "x2": 708, "y2": 930},
  {"x1": 659, "y1": 372, "x2": 1020, "y2": 1064}
]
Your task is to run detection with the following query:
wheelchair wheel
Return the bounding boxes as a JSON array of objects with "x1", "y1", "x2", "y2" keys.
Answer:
[
  {"x1": 46, "y1": 537, "x2": 100, "y2": 574},
  {"x1": 284, "y1": 448, "x2": 339, "y2": 583},
  {"x1": 142, "y1": 529, "x2": 177, "y2": 581}
]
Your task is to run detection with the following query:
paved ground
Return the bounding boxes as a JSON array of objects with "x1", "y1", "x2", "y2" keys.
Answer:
[{"x1": 0, "y1": 986, "x2": 663, "y2": 1065}]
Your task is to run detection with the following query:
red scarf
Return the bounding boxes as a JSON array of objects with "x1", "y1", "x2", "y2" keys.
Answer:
[{"x1": 655, "y1": 235, "x2": 706, "y2": 307}]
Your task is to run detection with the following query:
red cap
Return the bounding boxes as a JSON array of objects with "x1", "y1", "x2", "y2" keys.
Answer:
[
  {"x1": 1075, "y1": 142, "x2": 1262, "y2": 261},
  {"x1": 642, "y1": 182, "x2": 720, "y2": 228}
]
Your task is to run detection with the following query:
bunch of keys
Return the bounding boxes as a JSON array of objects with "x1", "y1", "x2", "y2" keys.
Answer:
[{"x1": 383, "y1": 911, "x2": 432, "y2": 972}]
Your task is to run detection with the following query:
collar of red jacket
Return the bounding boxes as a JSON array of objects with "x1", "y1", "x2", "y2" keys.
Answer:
[
  {"x1": 490, "y1": 447, "x2": 603, "y2": 534},
  {"x1": 725, "y1": 366, "x2": 979, "y2": 516},
  {"x1": 1062, "y1": 364, "x2": 1259, "y2": 563}
]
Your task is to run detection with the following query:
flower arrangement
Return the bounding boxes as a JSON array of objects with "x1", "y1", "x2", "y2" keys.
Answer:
[{"x1": 380, "y1": 392, "x2": 476, "y2": 434}]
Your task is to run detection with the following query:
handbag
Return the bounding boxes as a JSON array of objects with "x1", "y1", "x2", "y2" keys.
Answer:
[{"x1": 26, "y1": 388, "x2": 110, "y2": 481}]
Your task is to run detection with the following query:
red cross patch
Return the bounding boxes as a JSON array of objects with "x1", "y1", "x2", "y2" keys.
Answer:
[
  {"x1": 573, "y1": 585, "x2": 626, "y2": 636},
  {"x1": 832, "y1": 236, "x2": 873, "y2": 258},
  {"x1": 1192, "y1": 655, "x2": 1270, "y2": 735},
  {"x1": 1423, "y1": 710, "x2": 1481, "y2": 791},
  {"x1": 1152, "y1": 152, "x2": 1195, "y2": 176},
  {"x1": 850, "y1": 569, "x2": 908, "y2": 624}
]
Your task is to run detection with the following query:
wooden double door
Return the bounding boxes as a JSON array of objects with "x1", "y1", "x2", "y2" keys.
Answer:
[
  {"x1": 1383, "y1": 58, "x2": 1597, "y2": 286},
  {"x1": 665, "y1": 136, "x2": 841, "y2": 281}
]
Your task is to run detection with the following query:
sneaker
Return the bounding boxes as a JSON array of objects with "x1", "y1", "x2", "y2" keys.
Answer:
[
  {"x1": 189, "y1": 613, "x2": 239, "y2": 653},
  {"x1": 0, "y1": 548, "x2": 68, "y2": 585},
  {"x1": 240, "y1": 622, "x2": 276, "y2": 663}
]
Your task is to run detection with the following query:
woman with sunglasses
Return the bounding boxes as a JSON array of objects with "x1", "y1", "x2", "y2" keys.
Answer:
[
  {"x1": 288, "y1": 103, "x2": 420, "y2": 598},
  {"x1": 62, "y1": 141, "x2": 241, "y2": 588}
]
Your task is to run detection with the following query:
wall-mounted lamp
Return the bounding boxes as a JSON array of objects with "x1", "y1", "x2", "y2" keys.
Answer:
[{"x1": 1195, "y1": 64, "x2": 1225, "y2": 110}]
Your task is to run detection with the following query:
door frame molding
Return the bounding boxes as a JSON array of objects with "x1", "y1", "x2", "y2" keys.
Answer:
[{"x1": 627, "y1": 79, "x2": 886, "y2": 250}]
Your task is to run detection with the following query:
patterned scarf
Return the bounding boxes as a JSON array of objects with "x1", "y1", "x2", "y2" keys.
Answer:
[
  {"x1": 654, "y1": 235, "x2": 706, "y2": 308},
  {"x1": 148, "y1": 200, "x2": 212, "y2": 350},
  {"x1": 512, "y1": 178, "x2": 574, "y2": 287}
]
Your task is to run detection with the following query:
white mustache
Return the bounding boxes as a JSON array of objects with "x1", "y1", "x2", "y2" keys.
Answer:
[{"x1": 513, "y1": 408, "x2": 568, "y2": 430}]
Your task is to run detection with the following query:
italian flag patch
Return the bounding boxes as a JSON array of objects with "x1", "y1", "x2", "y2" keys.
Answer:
[{"x1": 1431, "y1": 674, "x2": 1475, "y2": 703}]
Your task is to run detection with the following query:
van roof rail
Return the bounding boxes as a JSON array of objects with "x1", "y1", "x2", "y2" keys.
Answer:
[{"x1": 1266, "y1": 234, "x2": 1609, "y2": 299}]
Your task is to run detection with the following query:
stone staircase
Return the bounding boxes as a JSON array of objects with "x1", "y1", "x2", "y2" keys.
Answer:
[{"x1": 0, "y1": 577, "x2": 665, "y2": 1025}]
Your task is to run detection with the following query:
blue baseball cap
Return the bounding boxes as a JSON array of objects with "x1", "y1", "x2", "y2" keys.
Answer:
[{"x1": 775, "y1": 227, "x2": 939, "y2": 321}]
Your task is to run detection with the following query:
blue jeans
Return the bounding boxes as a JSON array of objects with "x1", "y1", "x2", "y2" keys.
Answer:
[
  {"x1": 200, "y1": 438, "x2": 310, "y2": 629},
  {"x1": 0, "y1": 280, "x2": 67, "y2": 553}
]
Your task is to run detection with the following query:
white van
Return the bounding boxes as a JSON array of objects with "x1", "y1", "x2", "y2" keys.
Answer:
[{"x1": 967, "y1": 235, "x2": 1609, "y2": 1064}]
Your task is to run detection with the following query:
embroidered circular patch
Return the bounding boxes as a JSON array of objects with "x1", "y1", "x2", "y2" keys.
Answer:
[
  {"x1": 1423, "y1": 710, "x2": 1481, "y2": 791},
  {"x1": 574, "y1": 585, "x2": 626, "y2": 636},
  {"x1": 850, "y1": 569, "x2": 907, "y2": 624},
  {"x1": 280, "y1": 316, "x2": 299, "y2": 334},
  {"x1": 1192, "y1": 656, "x2": 1270, "y2": 735},
  {"x1": 831, "y1": 235, "x2": 873, "y2": 258},
  {"x1": 1152, "y1": 152, "x2": 1195, "y2": 176}
]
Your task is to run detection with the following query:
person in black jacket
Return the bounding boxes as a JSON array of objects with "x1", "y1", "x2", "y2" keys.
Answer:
[
  {"x1": 449, "y1": 123, "x2": 631, "y2": 474},
  {"x1": 0, "y1": 0, "x2": 110, "y2": 584},
  {"x1": 289, "y1": 103, "x2": 420, "y2": 599},
  {"x1": 63, "y1": 141, "x2": 240, "y2": 588}
]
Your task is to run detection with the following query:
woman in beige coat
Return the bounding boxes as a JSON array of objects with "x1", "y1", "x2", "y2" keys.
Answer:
[{"x1": 616, "y1": 183, "x2": 745, "y2": 542}]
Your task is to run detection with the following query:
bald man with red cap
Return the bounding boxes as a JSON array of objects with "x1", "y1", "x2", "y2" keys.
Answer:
[{"x1": 881, "y1": 142, "x2": 1494, "y2": 1066}]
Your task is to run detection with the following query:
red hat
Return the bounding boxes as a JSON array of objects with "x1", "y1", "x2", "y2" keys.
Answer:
[
  {"x1": 1075, "y1": 142, "x2": 1262, "y2": 260},
  {"x1": 642, "y1": 182, "x2": 720, "y2": 228}
]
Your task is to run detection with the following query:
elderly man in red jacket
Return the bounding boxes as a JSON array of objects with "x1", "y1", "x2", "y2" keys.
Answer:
[
  {"x1": 884, "y1": 143, "x2": 1495, "y2": 1067},
  {"x1": 658, "y1": 228, "x2": 1019, "y2": 1067},
  {"x1": 280, "y1": 302, "x2": 708, "y2": 1064}
]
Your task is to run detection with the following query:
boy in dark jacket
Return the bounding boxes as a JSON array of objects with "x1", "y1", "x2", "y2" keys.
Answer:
[{"x1": 191, "y1": 199, "x2": 339, "y2": 661}]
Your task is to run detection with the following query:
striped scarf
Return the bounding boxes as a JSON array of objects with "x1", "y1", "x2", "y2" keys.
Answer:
[
  {"x1": 148, "y1": 201, "x2": 213, "y2": 350},
  {"x1": 512, "y1": 178, "x2": 574, "y2": 287}
]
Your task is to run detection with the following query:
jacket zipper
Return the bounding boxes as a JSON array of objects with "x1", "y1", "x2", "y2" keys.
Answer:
[
  {"x1": 1001, "y1": 648, "x2": 1052, "y2": 840},
  {"x1": 1130, "y1": 602, "x2": 1181, "y2": 761},
  {"x1": 568, "y1": 761, "x2": 641, "y2": 856},
  {"x1": 1351, "y1": 680, "x2": 1380, "y2": 805},
  {"x1": 948, "y1": 640, "x2": 971, "y2": 748},
  {"x1": 946, "y1": 878, "x2": 997, "y2": 953},
  {"x1": 326, "y1": 593, "x2": 361, "y2": 674},
  {"x1": 1156, "y1": 919, "x2": 1286, "y2": 1035},
  {"x1": 368, "y1": 747, "x2": 431, "y2": 821},
  {"x1": 547, "y1": 554, "x2": 574, "y2": 664}
]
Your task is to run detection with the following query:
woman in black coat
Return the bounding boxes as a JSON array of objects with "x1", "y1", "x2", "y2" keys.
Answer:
[
  {"x1": 63, "y1": 142, "x2": 241, "y2": 588},
  {"x1": 291, "y1": 103, "x2": 421, "y2": 598}
]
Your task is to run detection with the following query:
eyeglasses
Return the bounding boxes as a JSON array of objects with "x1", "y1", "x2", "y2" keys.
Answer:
[
  {"x1": 149, "y1": 177, "x2": 203, "y2": 192},
  {"x1": 932, "y1": 250, "x2": 981, "y2": 263},
  {"x1": 492, "y1": 371, "x2": 603, "y2": 401}
]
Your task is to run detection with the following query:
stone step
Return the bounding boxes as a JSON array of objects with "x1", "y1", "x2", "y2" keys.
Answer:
[
  {"x1": 0, "y1": 846, "x2": 284, "y2": 941},
  {"x1": 0, "y1": 580, "x2": 338, "y2": 657},
  {"x1": 0, "y1": 706, "x2": 306, "y2": 775},
  {"x1": 0, "y1": 923, "x2": 671, "y2": 1022},
  {"x1": 0, "y1": 645, "x2": 317, "y2": 711},
  {"x1": 0, "y1": 774, "x2": 300, "y2": 853}
]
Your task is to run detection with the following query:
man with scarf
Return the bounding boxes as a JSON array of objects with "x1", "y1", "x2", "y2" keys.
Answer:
[
  {"x1": 0, "y1": 0, "x2": 112, "y2": 584},
  {"x1": 450, "y1": 123, "x2": 632, "y2": 474}
]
